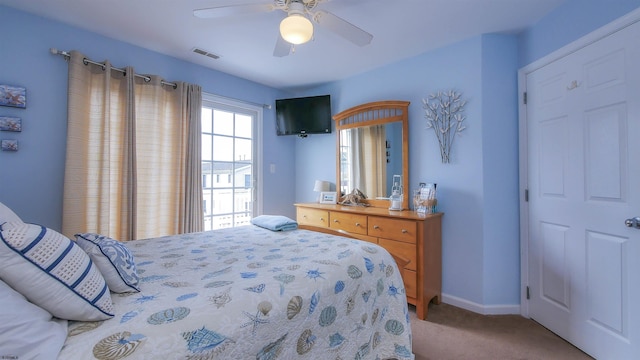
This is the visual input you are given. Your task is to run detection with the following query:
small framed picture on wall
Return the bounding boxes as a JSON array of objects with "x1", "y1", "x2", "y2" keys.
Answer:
[
  {"x1": 0, "y1": 85, "x2": 26, "y2": 108},
  {"x1": 1, "y1": 139, "x2": 18, "y2": 151},
  {"x1": 0, "y1": 116, "x2": 22, "y2": 132}
]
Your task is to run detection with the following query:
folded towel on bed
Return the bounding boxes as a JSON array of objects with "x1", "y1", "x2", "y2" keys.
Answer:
[{"x1": 250, "y1": 215, "x2": 298, "y2": 231}]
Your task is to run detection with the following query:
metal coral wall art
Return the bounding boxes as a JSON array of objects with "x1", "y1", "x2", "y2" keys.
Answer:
[{"x1": 422, "y1": 90, "x2": 467, "y2": 163}]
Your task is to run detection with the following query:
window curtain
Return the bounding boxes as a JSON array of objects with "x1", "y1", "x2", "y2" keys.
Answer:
[{"x1": 62, "y1": 51, "x2": 203, "y2": 240}]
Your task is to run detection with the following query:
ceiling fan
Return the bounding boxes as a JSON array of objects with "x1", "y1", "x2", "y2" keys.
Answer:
[{"x1": 193, "y1": 0, "x2": 373, "y2": 57}]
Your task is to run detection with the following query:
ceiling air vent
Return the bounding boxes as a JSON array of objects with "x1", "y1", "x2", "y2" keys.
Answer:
[{"x1": 192, "y1": 48, "x2": 220, "y2": 60}]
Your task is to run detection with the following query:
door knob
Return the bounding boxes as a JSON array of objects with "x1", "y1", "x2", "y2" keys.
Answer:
[{"x1": 624, "y1": 217, "x2": 640, "y2": 229}]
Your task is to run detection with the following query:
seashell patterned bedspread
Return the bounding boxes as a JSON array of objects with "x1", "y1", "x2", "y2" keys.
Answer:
[{"x1": 58, "y1": 225, "x2": 413, "y2": 359}]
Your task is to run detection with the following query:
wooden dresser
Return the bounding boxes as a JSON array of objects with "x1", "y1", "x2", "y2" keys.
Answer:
[{"x1": 295, "y1": 203, "x2": 442, "y2": 320}]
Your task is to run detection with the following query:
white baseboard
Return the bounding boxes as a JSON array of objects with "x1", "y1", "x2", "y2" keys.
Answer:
[{"x1": 441, "y1": 293, "x2": 521, "y2": 315}]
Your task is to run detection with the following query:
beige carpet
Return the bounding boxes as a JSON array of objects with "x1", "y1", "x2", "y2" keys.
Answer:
[{"x1": 410, "y1": 303, "x2": 593, "y2": 360}]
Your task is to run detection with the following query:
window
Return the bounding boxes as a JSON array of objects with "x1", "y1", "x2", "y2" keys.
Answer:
[{"x1": 201, "y1": 94, "x2": 263, "y2": 230}]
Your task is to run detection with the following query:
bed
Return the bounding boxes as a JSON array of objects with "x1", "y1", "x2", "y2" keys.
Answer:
[{"x1": 0, "y1": 203, "x2": 413, "y2": 360}]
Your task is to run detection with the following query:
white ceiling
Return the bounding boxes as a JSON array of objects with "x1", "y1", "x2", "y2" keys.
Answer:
[{"x1": 3, "y1": 0, "x2": 566, "y2": 91}]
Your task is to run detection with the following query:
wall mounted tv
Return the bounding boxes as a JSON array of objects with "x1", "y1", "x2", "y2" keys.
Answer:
[{"x1": 275, "y1": 95, "x2": 332, "y2": 137}]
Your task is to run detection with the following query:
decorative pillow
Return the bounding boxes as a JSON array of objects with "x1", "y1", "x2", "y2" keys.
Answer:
[
  {"x1": 0, "y1": 201, "x2": 23, "y2": 225},
  {"x1": 75, "y1": 233, "x2": 140, "y2": 293},
  {"x1": 0, "y1": 222, "x2": 114, "y2": 321},
  {"x1": 0, "y1": 279, "x2": 68, "y2": 360}
]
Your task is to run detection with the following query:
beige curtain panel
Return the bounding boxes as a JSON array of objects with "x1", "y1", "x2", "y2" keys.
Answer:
[{"x1": 62, "y1": 51, "x2": 203, "y2": 241}]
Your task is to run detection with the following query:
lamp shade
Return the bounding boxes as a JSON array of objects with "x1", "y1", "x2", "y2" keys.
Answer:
[
  {"x1": 313, "y1": 180, "x2": 330, "y2": 192},
  {"x1": 280, "y1": 14, "x2": 313, "y2": 44}
]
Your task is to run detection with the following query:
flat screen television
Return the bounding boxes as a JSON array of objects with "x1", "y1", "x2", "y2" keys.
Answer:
[{"x1": 275, "y1": 95, "x2": 332, "y2": 137}]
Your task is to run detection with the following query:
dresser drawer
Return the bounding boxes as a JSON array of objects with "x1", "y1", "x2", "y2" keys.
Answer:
[
  {"x1": 368, "y1": 217, "x2": 417, "y2": 243},
  {"x1": 329, "y1": 211, "x2": 368, "y2": 235},
  {"x1": 378, "y1": 238, "x2": 416, "y2": 272},
  {"x1": 403, "y1": 269, "x2": 417, "y2": 299},
  {"x1": 297, "y1": 208, "x2": 329, "y2": 228}
]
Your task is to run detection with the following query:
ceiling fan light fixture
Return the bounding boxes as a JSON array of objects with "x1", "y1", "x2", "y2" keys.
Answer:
[{"x1": 280, "y1": 14, "x2": 313, "y2": 45}]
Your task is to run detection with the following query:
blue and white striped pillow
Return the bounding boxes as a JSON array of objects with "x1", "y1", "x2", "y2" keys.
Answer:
[
  {"x1": 0, "y1": 222, "x2": 114, "y2": 321},
  {"x1": 75, "y1": 233, "x2": 140, "y2": 293}
]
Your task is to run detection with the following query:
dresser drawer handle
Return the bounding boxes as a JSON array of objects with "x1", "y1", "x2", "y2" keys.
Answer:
[
  {"x1": 333, "y1": 219, "x2": 339, "y2": 222},
  {"x1": 355, "y1": 223, "x2": 361, "y2": 227},
  {"x1": 320, "y1": 217, "x2": 325, "y2": 221},
  {"x1": 401, "y1": 229, "x2": 408, "y2": 233},
  {"x1": 373, "y1": 225, "x2": 380, "y2": 230}
]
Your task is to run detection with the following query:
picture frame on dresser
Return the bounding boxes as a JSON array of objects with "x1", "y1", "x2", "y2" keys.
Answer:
[{"x1": 319, "y1": 191, "x2": 337, "y2": 204}]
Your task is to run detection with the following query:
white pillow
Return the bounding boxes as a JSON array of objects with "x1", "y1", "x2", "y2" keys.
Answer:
[
  {"x1": 75, "y1": 233, "x2": 140, "y2": 293},
  {"x1": 0, "y1": 201, "x2": 22, "y2": 225},
  {"x1": 0, "y1": 221, "x2": 114, "y2": 321},
  {"x1": 0, "y1": 279, "x2": 68, "y2": 360}
]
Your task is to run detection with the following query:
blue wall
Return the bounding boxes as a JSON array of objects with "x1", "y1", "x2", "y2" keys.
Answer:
[
  {"x1": 0, "y1": 5, "x2": 296, "y2": 230},
  {"x1": 480, "y1": 35, "x2": 520, "y2": 305},
  {"x1": 2, "y1": 0, "x2": 639, "y2": 311}
]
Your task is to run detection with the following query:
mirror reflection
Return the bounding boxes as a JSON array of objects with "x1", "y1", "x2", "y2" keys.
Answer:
[{"x1": 339, "y1": 121, "x2": 403, "y2": 199}]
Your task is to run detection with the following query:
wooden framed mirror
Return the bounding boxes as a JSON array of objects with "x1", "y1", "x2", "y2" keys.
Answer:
[{"x1": 333, "y1": 100, "x2": 410, "y2": 209}]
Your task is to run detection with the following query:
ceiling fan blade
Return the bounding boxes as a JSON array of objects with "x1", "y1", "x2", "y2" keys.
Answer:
[
  {"x1": 194, "y1": 3, "x2": 273, "y2": 19},
  {"x1": 313, "y1": 10, "x2": 373, "y2": 46},
  {"x1": 273, "y1": 34, "x2": 292, "y2": 57}
]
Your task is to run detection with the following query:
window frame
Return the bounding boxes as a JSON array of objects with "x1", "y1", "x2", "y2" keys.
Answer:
[{"x1": 201, "y1": 93, "x2": 263, "y2": 229}]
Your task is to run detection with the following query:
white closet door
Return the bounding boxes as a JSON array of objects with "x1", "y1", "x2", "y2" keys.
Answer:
[{"x1": 526, "y1": 20, "x2": 640, "y2": 359}]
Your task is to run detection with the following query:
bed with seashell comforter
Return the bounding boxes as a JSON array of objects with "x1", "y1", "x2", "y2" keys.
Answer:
[{"x1": 58, "y1": 225, "x2": 413, "y2": 359}]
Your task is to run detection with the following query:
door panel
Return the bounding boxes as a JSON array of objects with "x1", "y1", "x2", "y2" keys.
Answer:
[
  {"x1": 584, "y1": 105, "x2": 627, "y2": 202},
  {"x1": 539, "y1": 116, "x2": 569, "y2": 197},
  {"x1": 540, "y1": 222, "x2": 570, "y2": 310},
  {"x1": 585, "y1": 231, "x2": 626, "y2": 335}
]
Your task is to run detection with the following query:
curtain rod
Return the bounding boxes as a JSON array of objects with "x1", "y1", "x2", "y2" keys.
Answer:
[
  {"x1": 207, "y1": 93, "x2": 272, "y2": 110},
  {"x1": 51, "y1": 48, "x2": 272, "y2": 109},
  {"x1": 50, "y1": 48, "x2": 177, "y2": 88}
]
